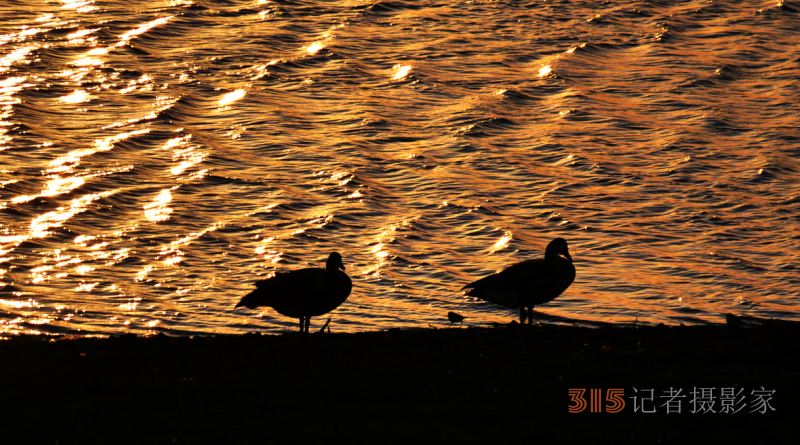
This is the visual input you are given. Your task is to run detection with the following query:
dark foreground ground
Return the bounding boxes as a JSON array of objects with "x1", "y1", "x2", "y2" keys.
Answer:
[{"x1": 1, "y1": 322, "x2": 797, "y2": 445}]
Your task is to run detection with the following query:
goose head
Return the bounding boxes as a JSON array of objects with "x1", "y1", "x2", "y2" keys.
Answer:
[
  {"x1": 545, "y1": 238, "x2": 572, "y2": 263},
  {"x1": 326, "y1": 252, "x2": 346, "y2": 271}
]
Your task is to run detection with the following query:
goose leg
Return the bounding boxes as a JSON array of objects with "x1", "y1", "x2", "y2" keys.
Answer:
[
  {"x1": 318, "y1": 317, "x2": 331, "y2": 334},
  {"x1": 520, "y1": 307, "x2": 527, "y2": 324},
  {"x1": 527, "y1": 306, "x2": 534, "y2": 324},
  {"x1": 298, "y1": 317, "x2": 304, "y2": 332},
  {"x1": 304, "y1": 317, "x2": 310, "y2": 333}
]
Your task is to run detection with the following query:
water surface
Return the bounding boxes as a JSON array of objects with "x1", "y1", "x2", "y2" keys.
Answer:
[{"x1": 1, "y1": 0, "x2": 798, "y2": 335}]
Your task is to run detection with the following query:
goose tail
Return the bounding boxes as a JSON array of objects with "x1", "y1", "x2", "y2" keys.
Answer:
[
  {"x1": 465, "y1": 288, "x2": 520, "y2": 308},
  {"x1": 234, "y1": 288, "x2": 270, "y2": 309}
]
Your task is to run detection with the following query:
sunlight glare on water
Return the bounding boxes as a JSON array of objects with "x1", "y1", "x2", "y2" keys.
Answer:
[
  {"x1": 391, "y1": 64, "x2": 412, "y2": 80},
  {"x1": 0, "y1": 0, "x2": 798, "y2": 336},
  {"x1": 218, "y1": 89, "x2": 246, "y2": 107}
]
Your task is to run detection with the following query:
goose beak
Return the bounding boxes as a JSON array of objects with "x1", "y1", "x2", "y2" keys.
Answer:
[
  {"x1": 339, "y1": 261, "x2": 346, "y2": 271},
  {"x1": 563, "y1": 250, "x2": 573, "y2": 262}
]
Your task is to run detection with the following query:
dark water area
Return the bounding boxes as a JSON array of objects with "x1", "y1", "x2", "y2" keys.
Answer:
[{"x1": 1, "y1": 0, "x2": 798, "y2": 335}]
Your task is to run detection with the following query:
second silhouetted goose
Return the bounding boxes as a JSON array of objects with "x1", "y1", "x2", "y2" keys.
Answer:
[
  {"x1": 462, "y1": 238, "x2": 575, "y2": 324},
  {"x1": 235, "y1": 252, "x2": 352, "y2": 333}
]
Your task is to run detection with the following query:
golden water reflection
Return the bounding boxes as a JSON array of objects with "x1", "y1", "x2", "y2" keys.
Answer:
[
  {"x1": 144, "y1": 189, "x2": 174, "y2": 223},
  {"x1": 0, "y1": 47, "x2": 36, "y2": 74},
  {"x1": 218, "y1": 89, "x2": 246, "y2": 107},
  {"x1": 392, "y1": 65, "x2": 412, "y2": 80},
  {"x1": 61, "y1": 1, "x2": 97, "y2": 13},
  {"x1": 118, "y1": 16, "x2": 173, "y2": 46},
  {"x1": 491, "y1": 231, "x2": 513, "y2": 252},
  {"x1": 1, "y1": 0, "x2": 797, "y2": 336},
  {"x1": 306, "y1": 42, "x2": 324, "y2": 55}
]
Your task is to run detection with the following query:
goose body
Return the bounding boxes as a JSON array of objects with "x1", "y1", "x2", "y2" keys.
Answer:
[
  {"x1": 235, "y1": 252, "x2": 352, "y2": 333},
  {"x1": 462, "y1": 238, "x2": 575, "y2": 324}
]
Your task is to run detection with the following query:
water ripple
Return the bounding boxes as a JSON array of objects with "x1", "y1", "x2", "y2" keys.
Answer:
[{"x1": 1, "y1": 0, "x2": 798, "y2": 335}]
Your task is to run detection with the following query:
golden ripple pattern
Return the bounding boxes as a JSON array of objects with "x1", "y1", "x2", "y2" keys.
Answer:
[{"x1": 0, "y1": 0, "x2": 798, "y2": 335}]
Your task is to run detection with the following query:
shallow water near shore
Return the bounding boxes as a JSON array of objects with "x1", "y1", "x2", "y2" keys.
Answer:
[{"x1": 1, "y1": 0, "x2": 799, "y2": 336}]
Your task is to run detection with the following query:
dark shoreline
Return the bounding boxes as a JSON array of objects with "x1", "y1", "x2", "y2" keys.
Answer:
[{"x1": 2, "y1": 323, "x2": 796, "y2": 444}]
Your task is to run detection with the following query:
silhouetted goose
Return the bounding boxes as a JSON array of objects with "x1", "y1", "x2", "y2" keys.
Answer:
[
  {"x1": 235, "y1": 252, "x2": 352, "y2": 333},
  {"x1": 447, "y1": 311, "x2": 465, "y2": 327},
  {"x1": 462, "y1": 238, "x2": 575, "y2": 324}
]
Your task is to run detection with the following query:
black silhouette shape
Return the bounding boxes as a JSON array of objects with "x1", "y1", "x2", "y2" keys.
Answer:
[
  {"x1": 462, "y1": 238, "x2": 575, "y2": 324},
  {"x1": 317, "y1": 317, "x2": 331, "y2": 334},
  {"x1": 447, "y1": 311, "x2": 465, "y2": 327},
  {"x1": 235, "y1": 252, "x2": 352, "y2": 333},
  {"x1": 726, "y1": 313, "x2": 744, "y2": 328}
]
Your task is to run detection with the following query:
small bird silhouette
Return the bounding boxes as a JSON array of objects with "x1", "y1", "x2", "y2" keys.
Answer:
[
  {"x1": 235, "y1": 252, "x2": 352, "y2": 333},
  {"x1": 447, "y1": 311, "x2": 465, "y2": 327},
  {"x1": 726, "y1": 313, "x2": 743, "y2": 328},
  {"x1": 462, "y1": 238, "x2": 575, "y2": 324}
]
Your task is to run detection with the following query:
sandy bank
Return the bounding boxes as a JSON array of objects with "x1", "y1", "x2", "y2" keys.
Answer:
[{"x1": 1, "y1": 323, "x2": 796, "y2": 444}]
